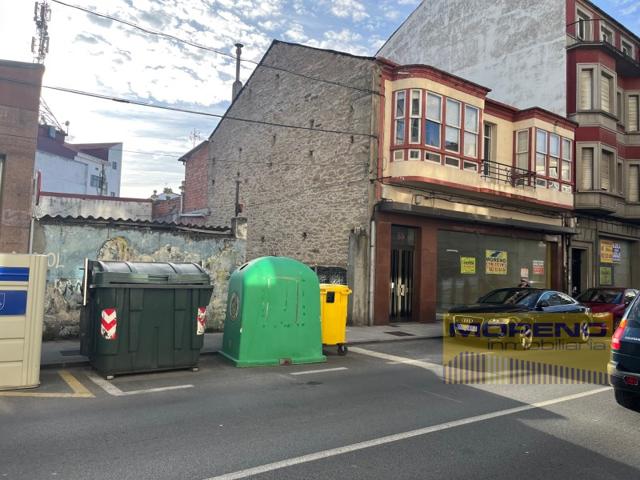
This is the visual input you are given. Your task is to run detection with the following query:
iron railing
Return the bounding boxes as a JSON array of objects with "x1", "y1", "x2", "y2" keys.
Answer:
[
  {"x1": 481, "y1": 160, "x2": 537, "y2": 188},
  {"x1": 566, "y1": 18, "x2": 640, "y2": 69}
]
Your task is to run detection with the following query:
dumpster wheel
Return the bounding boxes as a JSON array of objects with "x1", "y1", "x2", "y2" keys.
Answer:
[{"x1": 337, "y1": 344, "x2": 348, "y2": 356}]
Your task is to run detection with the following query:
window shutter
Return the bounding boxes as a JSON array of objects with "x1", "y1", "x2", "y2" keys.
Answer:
[
  {"x1": 601, "y1": 75, "x2": 611, "y2": 113},
  {"x1": 580, "y1": 70, "x2": 593, "y2": 110},
  {"x1": 630, "y1": 96, "x2": 639, "y2": 132},
  {"x1": 629, "y1": 166, "x2": 639, "y2": 202},
  {"x1": 601, "y1": 151, "x2": 612, "y2": 191},
  {"x1": 581, "y1": 148, "x2": 593, "y2": 190}
]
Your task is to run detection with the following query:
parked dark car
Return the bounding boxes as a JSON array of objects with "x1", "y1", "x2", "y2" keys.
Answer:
[
  {"x1": 576, "y1": 288, "x2": 638, "y2": 328},
  {"x1": 609, "y1": 296, "x2": 640, "y2": 411},
  {"x1": 448, "y1": 288, "x2": 591, "y2": 349}
]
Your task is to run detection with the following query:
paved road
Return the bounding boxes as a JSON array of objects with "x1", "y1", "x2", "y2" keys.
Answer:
[{"x1": 0, "y1": 339, "x2": 638, "y2": 480}]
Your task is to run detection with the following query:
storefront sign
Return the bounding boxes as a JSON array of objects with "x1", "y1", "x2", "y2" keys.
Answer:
[
  {"x1": 600, "y1": 266, "x2": 613, "y2": 286},
  {"x1": 485, "y1": 250, "x2": 508, "y2": 275},
  {"x1": 600, "y1": 240, "x2": 614, "y2": 264},
  {"x1": 532, "y1": 260, "x2": 544, "y2": 276},
  {"x1": 460, "y1": 257, "x2": 476, "y2": 275}
]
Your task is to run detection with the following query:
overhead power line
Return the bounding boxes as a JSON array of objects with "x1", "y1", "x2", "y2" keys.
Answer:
[
  {"x1": 0, "y1": 75, "x2": 376, "y2": 138},
  {"x1": 50, "y1": 0, "x2": 380, "y2": 96}
]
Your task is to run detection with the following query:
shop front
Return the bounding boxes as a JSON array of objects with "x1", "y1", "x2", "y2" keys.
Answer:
[{"x1": 373, "y1": 206, "x2": 569, "y2": 325}]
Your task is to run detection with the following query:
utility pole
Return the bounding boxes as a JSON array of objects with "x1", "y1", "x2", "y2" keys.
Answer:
[{"x1": 32, "y1": 1, "x2": 51, "y2": 64}]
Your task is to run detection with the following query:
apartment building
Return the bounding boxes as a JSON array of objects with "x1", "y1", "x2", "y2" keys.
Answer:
[{"x1": 380, "y1": 0, "x2": 640, "y2": 293}]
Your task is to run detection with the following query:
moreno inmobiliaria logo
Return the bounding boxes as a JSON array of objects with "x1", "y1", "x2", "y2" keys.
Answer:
[{"x1": 442, "y1": 312, "x2": 613, "y2": 385}]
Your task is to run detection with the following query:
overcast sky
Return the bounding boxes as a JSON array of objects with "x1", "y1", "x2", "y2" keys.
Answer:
[{"x1": 0, "y1": 0, "x2": 638, "y2": 198}]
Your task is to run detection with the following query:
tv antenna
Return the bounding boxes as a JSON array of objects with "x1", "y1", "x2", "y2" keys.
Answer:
[{"x1": 32, "y1": 1, "x2": 51, "y2": 64}]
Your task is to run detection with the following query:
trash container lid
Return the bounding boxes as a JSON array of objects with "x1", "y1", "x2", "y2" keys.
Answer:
[
  {"x1": 320, "y1": 284, "x2": 352, "y2": 295},
  {"x1": 90, "y1": 261, "x2": 211, "y2": 286}
]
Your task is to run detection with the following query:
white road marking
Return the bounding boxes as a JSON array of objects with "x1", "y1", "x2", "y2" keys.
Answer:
[
  {"x1": 290, "y1": 367, "x2": 348, "y2": 376},
  {"x1": 350, "y1": 347, "x2": 442, "y2": 377},
  {"x1": 203, "y1": 386, "x2": 611, "y2": 480},
  {"x1": 86, "y1": 372, "x2": 193, "y2": 396}
]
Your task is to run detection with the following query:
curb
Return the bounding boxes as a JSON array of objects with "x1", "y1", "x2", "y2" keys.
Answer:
[{"x1": 40, "y1": 334, "x2": 442, "y2": 369}]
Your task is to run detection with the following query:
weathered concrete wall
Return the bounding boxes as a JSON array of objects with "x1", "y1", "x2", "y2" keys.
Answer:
[
  {"x1": 206, "y1": 41, "x2": 377, "y2": 324},
  {"x1": 379, "y1": 0, "x2": 567, "y2": 116},
  {"x1": 32, "y1": 218, "x2": 245, "y2": 339},
  {"x1": 35, "y1": 193, "x2": 153, "y2": 221}
]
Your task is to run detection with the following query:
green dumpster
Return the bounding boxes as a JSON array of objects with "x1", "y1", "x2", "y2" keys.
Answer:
[
  {"x1": 80, "y1": 260, "x2": 213, "y2": 379},
  {"x1": 220, "y1": 256, "x2": 326, "y2": 367}
]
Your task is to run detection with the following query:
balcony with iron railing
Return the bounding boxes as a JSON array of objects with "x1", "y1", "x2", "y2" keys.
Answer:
[
  {"x1": 384, "y1": 156, "x2": 573, "y2": 210},
  {"x1": 566, "y1": 18, "x2": 640, "y2": 77}
]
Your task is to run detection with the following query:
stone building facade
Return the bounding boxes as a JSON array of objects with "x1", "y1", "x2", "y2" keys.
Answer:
[
  {"x1": 205, "y1": 41, "x2": 379, "y2": 324},
  {"x1": 0, "y1": 60, "x2": 44, "y2": 253}
]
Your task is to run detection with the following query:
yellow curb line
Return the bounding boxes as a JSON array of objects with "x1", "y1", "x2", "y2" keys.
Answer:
[{"x1": 0, "y1": 370, "x2": 95, "y2": 398}]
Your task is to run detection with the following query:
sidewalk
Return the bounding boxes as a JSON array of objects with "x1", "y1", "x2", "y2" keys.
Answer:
[{"x1": 41, "y1": 321, "x2": 443, "y2": 368}]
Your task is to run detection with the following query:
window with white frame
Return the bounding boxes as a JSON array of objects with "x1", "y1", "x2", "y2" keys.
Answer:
[
  {"x1": 483, "y1": 122, "x2": 496, "y2": 162},
  {"x1": 601, "y1": 24, "x2": 614, "y2": 44},
  {"x1": 410, "y1": 90, "x2": 421, "y2": 144},
  {"x1": 445, "y1": 156, "x2": 460, "y2": 168},
  {"x1": 425, "y1": 152, "x2": 441, "y2": 164},
  {"x1": 425, "y1": 92, "x2": 442, "y2": 148},
  {"x1": 464, "y1": 105, "x2": 479, "y2": 158},
  {"x1": 579, "y1": 68, "x2": 594, "y2": 110},
  {"x1": 536, "y1": 129, "x2": 547, "y2": 176},
  {"x1": 629, "y1": 95, "x2": 639, "y2": 132},
  {"x1": 445, "y1": 99, "x2": 461, "y2": 153},
  {"x1": 629, "y1": 165, "x2": 640, "y2": 202},
  {"x1": 394, "y1": 91, "x2": 406, "y2": 145},
  {"x1": 581, "y1": 147, "x2": 594, "y2": 190},
  {"x1": 562, "y1": 138, "x2": 572, "y2": 182},
  {"x1": 577, "y1": 10, "x2": 591, "y2": 41},
  {"x1": 622, "y1": 39, "x2": 634, "y2": 57},
  {"x1": 409, "y1": 149, "x2": 421, "y2": 160},
  {"x1": 601, "y1": 150, "x2": 614, "y2": 191},
  {"x1": 600, "y1": 72, "x2": 614, "y2": 113},
  {"x1": 516, "y1": 130, "x2": 529, "y2": 171},
  {"x1": 549, "y1": 133, "x2": 560, "y2": 179}
]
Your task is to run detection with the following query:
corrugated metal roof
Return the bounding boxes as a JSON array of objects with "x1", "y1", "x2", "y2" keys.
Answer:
[{"x1": 38, "y1": 214, "x2": 231, "y2": 233}]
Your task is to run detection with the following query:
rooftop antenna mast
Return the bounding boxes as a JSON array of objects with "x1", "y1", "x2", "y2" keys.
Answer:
[{"x1": 32, "y1": 1, "x2": 51, "y2": 64}]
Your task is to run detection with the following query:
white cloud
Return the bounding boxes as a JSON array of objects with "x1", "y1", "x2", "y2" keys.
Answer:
[{"x1": 328, "y1": 0, "x2": 368, "y2": 22}]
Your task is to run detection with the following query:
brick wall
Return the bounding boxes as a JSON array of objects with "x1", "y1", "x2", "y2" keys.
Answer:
[
  {"x1": 207, "y1": 41, "x2": 378, "y2": 267},
  {"x1": 183, "y1": 141, "x2": 209, "y2": 213},
  {"x1": 152, "y1": 196, "x2": 181, "y2": 223},
  {"x1": 0, "y1": 60, "x2": 44, "y2": 252}
]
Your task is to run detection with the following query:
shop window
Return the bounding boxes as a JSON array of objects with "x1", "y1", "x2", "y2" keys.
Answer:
[
  {"x1": 445, "y1": 99, "x2": 461, "y2": 153},
  {"x1": 562, "y1": 138, "x2": 572, "y2": 182},
  {"x1": 464, "y1": 106, "x2": 479, "y2": 158},
  {"x1": 581, "y1": 147, "x2": 594, "y2": 190},
  {"x1": 579, "y1": 68, "x2": 594, "y2": 110},
  {"x1": 394, "y1": 91, "x2": 406, "y2": 145},
  {"x1": 535, "y1": 129, "x2": 547, "y2": 176},
  {"x1": 425, "y1": 152, "x2": 441, "y2": 164},
  {"x1": 426, "y1": 92, "x2": 442, "y2": 148},
  {"x1": 516, "y1": 130, "x2": 529, "y2": 171},
  {"x1": 410, "y1": 90, "x2": 421, "y2": 144}
]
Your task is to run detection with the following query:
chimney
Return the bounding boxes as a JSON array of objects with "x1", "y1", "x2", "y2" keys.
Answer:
[{"x1": 232, "y1": 42, "x2": 244, "y2": 101}]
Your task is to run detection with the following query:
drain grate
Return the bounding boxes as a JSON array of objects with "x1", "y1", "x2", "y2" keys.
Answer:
[
  {"x1": 384, "y1": 331, "x2": 415, "y2": 337},
  {"x1": 60, "y1": 349, "x2": 81, "y2": 356}
]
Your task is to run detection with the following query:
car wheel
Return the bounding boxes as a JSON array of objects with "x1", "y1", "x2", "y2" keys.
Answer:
[
  {"x1": 518, "y1": 325, "x2": 533, "y2": 350},
  {"x1": 614, "y1": 389, "x2": 640, "y2": 411},
  {"x1": 580, "y1": 320, "x2": 590, "y2": 343}
]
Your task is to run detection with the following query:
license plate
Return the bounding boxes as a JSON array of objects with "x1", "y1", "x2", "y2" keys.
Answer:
[{"x1": 456, "y1": 323, "x2": 478, "y2": 333}]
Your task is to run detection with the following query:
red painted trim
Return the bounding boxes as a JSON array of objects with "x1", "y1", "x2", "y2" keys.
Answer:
[
  {"x1": 385, "y1": 176, "x2": 574, "y2": 210},
  {"x1": 39, "y1": 191, "x2": 152, "y2": 203},
  {"x1": 575, "y1": 126, "x2": 618, "y2": 147}
]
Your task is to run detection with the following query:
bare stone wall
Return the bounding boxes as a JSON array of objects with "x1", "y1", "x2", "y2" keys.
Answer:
[
  {"x1": 205, "y1": 42, "x2": 378, "y2": 324},
  {"x1": 207, "y1": 43, "x2": 377, "y2": 264}
]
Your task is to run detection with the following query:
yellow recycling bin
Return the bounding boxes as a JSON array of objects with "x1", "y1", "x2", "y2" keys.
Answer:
[
  {"x1": 0, "y1": 254, "x2": 47, "y2": 390},
  {"x1": 320, "y1": 284, "x2": 352, "y2": 355}
]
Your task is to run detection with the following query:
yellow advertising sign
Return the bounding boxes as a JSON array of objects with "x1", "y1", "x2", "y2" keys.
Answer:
[
  {"x1": 485, "y1": 250, "x2": 508, "y2": 275},
  {"x1": 460, "y1": 257, "x2": 476, "y2": 274},
  {"x1": 600, "y1": 266, "x2": 612, "y2": 286},
  {"x1": 600, "y1": 240, "x2": 613, "y2": 264}
]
